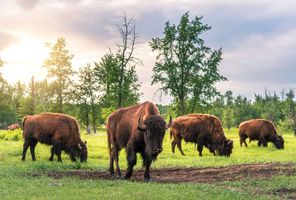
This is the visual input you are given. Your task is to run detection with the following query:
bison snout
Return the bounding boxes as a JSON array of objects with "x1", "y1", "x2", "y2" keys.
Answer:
[{"x1": 153, "y1": 147, "x2": 163, "y2": 154}]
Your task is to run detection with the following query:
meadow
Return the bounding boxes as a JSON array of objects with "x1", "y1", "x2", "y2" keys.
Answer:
[{"x1": 0, "y1": 128, "x2": 295, "y2": 200}]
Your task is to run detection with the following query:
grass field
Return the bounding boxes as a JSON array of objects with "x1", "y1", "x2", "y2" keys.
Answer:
[{"x1": 0, "y1": 128, "x2": 295, "y2": 200}]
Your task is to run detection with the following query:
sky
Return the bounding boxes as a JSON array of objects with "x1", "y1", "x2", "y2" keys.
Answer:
[{"x1": 0, "y1": 0, "x2": 296, "y2": 104}]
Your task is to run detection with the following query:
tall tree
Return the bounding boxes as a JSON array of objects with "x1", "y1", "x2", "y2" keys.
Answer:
[
  {"x1": 95, "y1": 51, "x2": 140, "y2": 109},
  {"x1": 115, "y1": 14, "x2": 140, "y2": 108},
  {"x1": 150, "y1": 12, "x2": 226, "y2": 115},
  {"x1": 43, "y1": 37, "x2": 74, "y2": 113}
]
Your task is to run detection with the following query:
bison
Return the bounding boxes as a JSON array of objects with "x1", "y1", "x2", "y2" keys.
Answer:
[
  {"x1": 107, "y1": 101, "x2": 172, "y2": 181},
  {"x1": 7, "y1": 123, "x2": 21, "y2": 130},
  {"x1": 170, "y1": 114, "x2": 233, "y2": 157},
  {"x1": 239, "y1": 119, "x2": 284, "y2": 149},
  {"x1": 22, "y1": 113, "x2": 87, "y2": 162}
]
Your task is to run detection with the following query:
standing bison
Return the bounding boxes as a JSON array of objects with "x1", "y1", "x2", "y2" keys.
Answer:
[
  {"x1": 107, "y1": 101, "x2": 172, "y2": 181},
  {"x1": 239, "y1": 119, "x2": 284, "y2": 149},
  {"x1": 170, "y1": 114, "x2": 233, "y2": 157},
  {"x1": 22, "y1": 113, "x2": 87, "y2": 162}
]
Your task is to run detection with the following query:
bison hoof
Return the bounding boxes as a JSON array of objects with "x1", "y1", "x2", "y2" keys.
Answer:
[{"x1": 144, "y1": 178, "x2": 152, "y2": 182}]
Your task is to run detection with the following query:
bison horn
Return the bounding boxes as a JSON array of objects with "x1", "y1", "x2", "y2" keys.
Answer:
[
  {"x1": 78, "y1": 143, "x2": 82, "y2": 150},
  {"x1": 227, "y1": 140, "x2": 233, "y2": 145},
  {"x1": 137, "y1": 115, "x2": 147, "y2": 132},
  {"x1": 165, "y1": 115, "x2": 172, "y2": 130}
]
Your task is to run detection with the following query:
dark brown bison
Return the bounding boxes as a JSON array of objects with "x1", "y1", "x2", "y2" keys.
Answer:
[
  {"x1": 22, "y1": 113, "x2": 87, "y2": 162},
  {"x1": 7, "y1": 123, "x2": 21, "y2": 130},
  {"x1": 239, "y1": 119, "x2": 284, "y2": 149},
  {"x1": 107, "y1": 101, "x2": 172, "y2": 181},
  {"x1": 170, "y1": 114, "x2": 233, "y2": 157}
]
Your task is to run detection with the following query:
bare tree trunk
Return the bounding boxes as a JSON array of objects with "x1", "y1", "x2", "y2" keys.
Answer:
[{"x1": 116, "y1": 13, "x2": 137, "y2": 108}]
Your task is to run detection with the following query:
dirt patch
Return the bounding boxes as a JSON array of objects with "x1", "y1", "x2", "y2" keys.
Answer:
[
  {"x1": 44, "y1": 162, "x2": 296, "y2": 184},
  {"x1": 273, "y1": 188, "x2": 296, "y2": 199}
]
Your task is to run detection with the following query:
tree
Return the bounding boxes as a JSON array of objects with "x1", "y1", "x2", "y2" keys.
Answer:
[
  {"x1": 150, "y1": 12, "x2": 226, "y2": 115},
  {"x1": 43, "y1": 37, "x2": 74, "y2": 113},
  {"x1": 94, "y1": 44, "x2": 140, "y2": 109},
  {"x1": 115, "y1": 14, "x2": 141, "y2": 108},
  {"x1": 222, "y1": 106, "x2": 234, "y2": 133},
  {"x1": 0, "y1": 60, "x2": 18, "y2": 127},
  {"x1": 283, "y1": 89, "x2": 296, "y2": 135},
  {"x1": 75, "y1": 64, "x2": 101, "y2": 134}
]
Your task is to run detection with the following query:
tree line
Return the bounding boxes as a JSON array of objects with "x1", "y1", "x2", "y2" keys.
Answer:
[{"x1": 0, "y1": 12, "x2": 295, "y2": 135}]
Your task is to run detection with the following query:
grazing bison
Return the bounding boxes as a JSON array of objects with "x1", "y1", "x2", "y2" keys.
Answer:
[
  {"x1": 22, "y1": 113, "x2": 87, "y2": 162},
  {"x1": 239, "y1": 119, "x2": 284, "y2": 149},
  {"x1": 170, "y1": 114, "x2": 233, "y2": 157},
  {"x1": 107, "y1": 101, "x2": 172, "y2": 181},
  {"x1": 7, "y1": 123, "x2": 21, "y2": 130}
]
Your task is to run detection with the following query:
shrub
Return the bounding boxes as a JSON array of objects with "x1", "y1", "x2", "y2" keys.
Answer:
[{"x1": 0, "y1": 129, "x2": 22, "y2": 141}]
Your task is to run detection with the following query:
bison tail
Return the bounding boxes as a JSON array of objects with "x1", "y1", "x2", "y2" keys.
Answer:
[
  {"x1": 106, "y1": 126, "x2": 113, "y2": 154},
  {"x1": 21, "y1": 116, "x2": 27, "y2": 137}
]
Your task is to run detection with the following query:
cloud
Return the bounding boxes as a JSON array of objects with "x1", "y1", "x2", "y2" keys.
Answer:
[
  {"x1": 16, "y1": 0, "x2": 39, "y2": 10},
  {"x1": 0, "y1": 0, "x2": 295, "y2": 104},
  {"x1": 0, "y1": 31, "x2": 18, "y2": 51}
]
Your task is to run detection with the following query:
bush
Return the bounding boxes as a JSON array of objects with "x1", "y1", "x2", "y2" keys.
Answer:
[{"x1": 0, "y1": 129, "x2": 22, "y2": 141}]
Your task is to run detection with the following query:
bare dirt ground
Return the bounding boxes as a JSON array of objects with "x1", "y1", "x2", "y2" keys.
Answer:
[{"x1": 46, "y1": 162, "x2": 296, "y2": 184}]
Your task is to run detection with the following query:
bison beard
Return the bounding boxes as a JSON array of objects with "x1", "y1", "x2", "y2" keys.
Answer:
[
  {"x1": 21, "y1": 113, "x2": 88, "y2": 162},
  {"x1": 107, "y1": 102, "x2": 172, "y2": 181}
]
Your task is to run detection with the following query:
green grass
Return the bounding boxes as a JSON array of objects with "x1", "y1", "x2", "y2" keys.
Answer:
[{"x1": 0, "y1": 128, "x2": 295, "y2": 199}]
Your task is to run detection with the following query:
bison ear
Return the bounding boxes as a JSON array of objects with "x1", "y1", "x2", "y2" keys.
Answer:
[{"x1": 165, "y1": 115, "x2": 172, "y2": 130}]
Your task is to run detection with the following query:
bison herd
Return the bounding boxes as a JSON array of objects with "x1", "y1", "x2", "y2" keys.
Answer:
[{"x1": 20, "y1": 101, "x2": 285, "y2": 180}]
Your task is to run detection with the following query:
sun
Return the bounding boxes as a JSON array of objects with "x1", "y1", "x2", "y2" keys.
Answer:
[{"x1": 1, "y1": 34, "x2": 48, "y2": 84}]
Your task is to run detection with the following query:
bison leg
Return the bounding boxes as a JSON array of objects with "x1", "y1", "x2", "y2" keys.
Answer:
[
  {"x1": 197, "y1": 139, "x2": 204, "y2": 157},
  {"x1": 243, "y1": 139, "x2": 248, "y2": 147},
  {"x1": 52, "y1": 142, "x2": 62, "y2": 162},
  {"x1": 257, "y1": 140, "x2": 261, "y2": 147},
  {"x1": 171, "y1": 140, "x2": 176, "y2": 153},
  {"x1": 125, "y1": 146, "x2": 137, "y2": 179},
  {"x1": 49, "y1": 147, "x2": 54, "y2": 161},
  {"x1": 112, "y1": 146, "x2": 121, "y2": 177},
  {"x1": 29, "y1": 139, "x2": 38, "y2": 161},
  {"x1": 21, "y1": 138, "x2": 30, "y2": 161},
  {"x1": 108, "y1": 155, "x2": 114, "y2": 175},
  {"x1": 176, "y1": 138, "x2": 185, "y2": 156},
  {"x1": 260, "y1": 137, "x2": 267, "y2": 147},
  {"x1": 239, "y1": 135, "x2": 248, "y2": 147},
  {"x1": 143, "y1": 159, "x2": 152, "y2": 181}
]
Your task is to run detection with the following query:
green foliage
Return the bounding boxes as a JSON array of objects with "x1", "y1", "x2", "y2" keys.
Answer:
[
  {"x1": 222, "y1": 107, "x2": 234, "y2": 133},
  {"x1": 94, "y1": 51, "x2": 140, "y2": 109},
  {"x1": 43, "y1": 37, "x2": 74, "y2": 113},
  {"x1": 150, "y1": 12, "x2": 226, "y2": 115},
  {"x1": 73, "y1": 64, "x2": 101, "y2": 133},
  {"x1": 100, "y1": 107, "x2": 115, "y2": 123},
  {"x1": 0, "y1": 129, "x2": 22, "y2": 141},
  {"x1": 281, "y1": 89, "x2": 296, "y2": 135}
]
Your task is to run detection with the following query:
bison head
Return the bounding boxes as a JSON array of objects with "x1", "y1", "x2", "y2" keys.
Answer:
[
  {"x1": 273, "y1": 135, "x2": 284, "y2": 149},
  {"x1": 217, "y1": 139, "x2": 233, "y2": 156},
  {"x1": 138, "y1": 115, "x2": 172, "y2": 158},
  {"x1": 69, "y1": 141, "x2": 88, "y2": 162}
]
